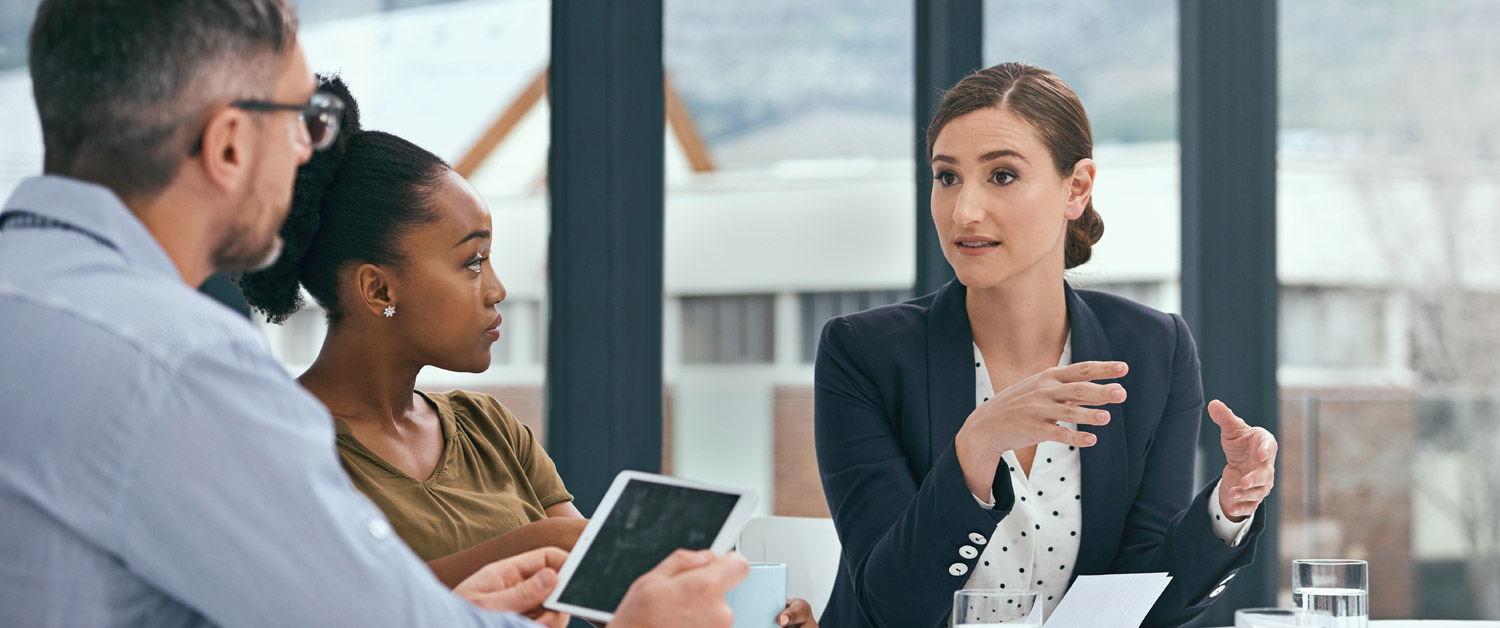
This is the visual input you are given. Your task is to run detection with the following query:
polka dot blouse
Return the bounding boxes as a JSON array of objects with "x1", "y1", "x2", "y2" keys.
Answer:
[
  {"x1": 962, "y1": 334, "x2": 1255, "y2": 619},
  {"x1": 963, "y1": 336, "x2": 1081, "y2": 618}
]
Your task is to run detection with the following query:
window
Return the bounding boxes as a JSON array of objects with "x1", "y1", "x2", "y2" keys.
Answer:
[
  {"x1": 680, "y1": 295, "x2": 776, "y2": 365},
  {"x1": 1278, "y1": 287, "x2": 1389, "y2": 370},
  {"x1": 664, "y1": 1, "x2": 913, "y2": 517},
  {"x1": 799, "y1": 289, "x2": 912, "y2": 362},
  {"x1": 1073, "y1": 281, "x2": 1168, "y2": 313},
  {"x1": 489, "y1": 299, "x2": 543, "y2": 366},
  {"x1": 1279, "y1": 0, "x2": 1500, "y2": 618}
]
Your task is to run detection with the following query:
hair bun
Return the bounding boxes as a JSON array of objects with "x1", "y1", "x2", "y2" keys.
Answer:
[
  {"x1": 234, "y1": 73, "x2": 363, "y2": 322},
  {"x1": 317, "y1": 73, "x2": 363, "y2": 137},
  {"x1": 1064, "y1": 201, "x2": 1104, "y2": 269}
]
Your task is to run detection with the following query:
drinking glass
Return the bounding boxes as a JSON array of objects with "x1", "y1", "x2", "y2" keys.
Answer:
[
  {"x1": 1291, "y1": 559, "x2": 1369, "y2": 628},
  {"x1": 1236, "y1": 608, "x2": 1334, "y2": 628}
]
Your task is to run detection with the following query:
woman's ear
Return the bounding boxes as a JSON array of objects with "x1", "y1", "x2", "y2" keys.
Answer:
[
  {"x1": 355, "y1": 263, "x2": 397, "y2": 318},
  {"x1": 1064, "y1": 158, "x2": 1096, "y2": 220}
]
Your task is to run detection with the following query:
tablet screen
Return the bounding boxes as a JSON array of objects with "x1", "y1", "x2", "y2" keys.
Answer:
[{"x1": 555, "y1": 479, "x2": 742, "y2": 613}]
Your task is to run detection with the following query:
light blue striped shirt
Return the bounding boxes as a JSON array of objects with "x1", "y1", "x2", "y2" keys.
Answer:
[{"x1": 0, "y1": 176, "x2": 533, "y2": 628}]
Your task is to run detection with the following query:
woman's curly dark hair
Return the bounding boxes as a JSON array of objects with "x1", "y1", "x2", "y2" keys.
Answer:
[{"x1": 235, "y1": 74, "x2": 450, "y2": 327}]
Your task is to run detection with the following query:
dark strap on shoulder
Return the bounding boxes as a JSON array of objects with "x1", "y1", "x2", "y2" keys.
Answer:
[{"x1": 0, "y1": 210, "x2": 115, "y2": 250}]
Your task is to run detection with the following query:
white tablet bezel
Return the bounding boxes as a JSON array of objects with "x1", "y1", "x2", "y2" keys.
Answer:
[{"x1": 542, "y1": 470, "x2": 759, "y2": 623}]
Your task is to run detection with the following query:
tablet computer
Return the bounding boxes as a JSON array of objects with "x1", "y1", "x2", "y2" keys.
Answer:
[{"x1": 543, "y1": 471, "x2": 758, "y2": 623}]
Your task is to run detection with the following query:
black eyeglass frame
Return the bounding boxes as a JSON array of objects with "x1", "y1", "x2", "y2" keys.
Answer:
[{"x1": 189, "y1": 91, "x2": 346, "y2": 155}]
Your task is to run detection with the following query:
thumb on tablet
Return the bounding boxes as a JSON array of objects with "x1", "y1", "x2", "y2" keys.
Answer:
[
  {"x1": 646, "y1": 549, "x2": 716, "y2": 578},
  {"x1": 469, "y1": 568, "x2": 557, "y2": 613}
]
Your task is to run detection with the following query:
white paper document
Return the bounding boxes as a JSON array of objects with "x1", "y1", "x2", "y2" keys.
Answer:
[{"x1": 1042, "y1": 573, "x2": 1172, "y2": 628}]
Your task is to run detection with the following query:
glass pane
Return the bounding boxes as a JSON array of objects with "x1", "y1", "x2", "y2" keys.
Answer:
[
  {"x1": 0, "y1": 0, "x2": 43, "y2": 199},
  {"x1": 1279, "y1": 0, "x2": 1500, "y2": 619},
  {"x1": 984, "y1": 0, "x2": 1182, "y2": 312},
  {"x1": 664, "y1": 0, "x2": 914, "y2": 516}
]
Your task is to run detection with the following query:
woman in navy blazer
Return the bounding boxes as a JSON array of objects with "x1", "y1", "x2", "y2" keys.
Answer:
[{"x1": 814, "y1": 63, "x2": 1279, "y2": 628}]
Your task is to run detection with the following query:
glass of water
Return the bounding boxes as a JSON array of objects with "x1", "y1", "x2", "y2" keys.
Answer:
[
  {"x1": 1236, "y1": 608, "x2": 1334, "y2": 628},
  {"x1": 1292, "y1": 559, "x2": 1369, "y2": 628},
  {"x1": 952, "y1": 589, "x2": 1042, "y2": 627}
]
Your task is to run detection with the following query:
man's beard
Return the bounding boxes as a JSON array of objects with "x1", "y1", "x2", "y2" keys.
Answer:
[{"x1": 213, "y1": 194, "x2": 289, "y2": 273}]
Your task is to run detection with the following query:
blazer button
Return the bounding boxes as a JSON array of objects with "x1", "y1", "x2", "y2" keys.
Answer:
[
  {"x1": 969, "y1": 532, "x2": 988, "y2": 545},
  {"x1": 949, "y1": 563, "x2": 969, "y2": 577},
  {"x1": 959, "y1": 545, "x2": 979, "y2": 559},
  {"x1": 1210, "y1": 584, "x2": 1226, "y2": 598}
]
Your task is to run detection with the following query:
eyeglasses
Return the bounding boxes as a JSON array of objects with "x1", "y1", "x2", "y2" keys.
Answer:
[
  {"x1": 233, "y1": 91, "x2": 345, "y2": 150},
  {"x1": 190, "y1": 91, "x2": 346, "y2": 154}
]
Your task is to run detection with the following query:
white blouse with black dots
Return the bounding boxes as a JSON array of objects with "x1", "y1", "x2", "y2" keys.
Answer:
[{"x1": 963, "y1": 334, "x2": 1254, "y2": 618}]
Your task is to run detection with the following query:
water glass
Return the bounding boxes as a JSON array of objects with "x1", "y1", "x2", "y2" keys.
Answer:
[
  {"x1": 951, "y1": 589, "x2": 1042, "y2": 627},
  {"x1": 1291, "y1": 559, "x2": 1369, "y2": 628},
  {"x1": 1236, "y1": 608, "x2": 1334, "y2": 628}
]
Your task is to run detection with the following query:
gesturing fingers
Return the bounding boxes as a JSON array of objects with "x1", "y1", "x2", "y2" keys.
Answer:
[
  {"x1": 1250, "y1": 428, "x2": 1278, "y2": 462},
  {"x1": 1046, "y1": 424, "x2": 1098, "y2": 448},
  {"x1": 1060, "y1": 405, "x2": 1112, "y2": 427},
  {"x1": 1224, "y1": 482, "x2": 1273, "y2": 503},
  {"x1": 1233, "y1": 468, "x2": 1275, "y2": 490},
  {"x1": 1224, "y1": 427, "x2": 1278, "y2": 470},
  {"x1": 1208, "y1": 400, "x2": 1250, "y2": 433},
  {"x1": 1053, "y1": 361, "x2": 1129, "y2": 383},
  {"x1": 1050, "y1": 381, "x2": 1127, "y2": 406}
]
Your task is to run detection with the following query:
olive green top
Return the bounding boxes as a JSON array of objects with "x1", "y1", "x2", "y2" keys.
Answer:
[{"x1": 334, "y1": 390, "x2": 572, "y2": 561}]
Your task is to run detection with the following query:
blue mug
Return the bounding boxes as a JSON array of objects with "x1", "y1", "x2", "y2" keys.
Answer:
[{"x1": 724, "y1": 562, "x2": 788, "y2": 628}]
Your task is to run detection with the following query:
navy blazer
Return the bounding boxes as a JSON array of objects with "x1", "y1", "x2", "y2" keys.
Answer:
[{"x1": 813, "y1": 280, "x2": 1264, "y2": 628}]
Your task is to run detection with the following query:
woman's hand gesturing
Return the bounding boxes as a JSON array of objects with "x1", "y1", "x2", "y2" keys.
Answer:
[
  {"x1": 955, "y1": 361, "x2": 1128, "y2": 500},
  {"x1": 1210, "y1": 400, "x2": 1277, "y2": 522}
]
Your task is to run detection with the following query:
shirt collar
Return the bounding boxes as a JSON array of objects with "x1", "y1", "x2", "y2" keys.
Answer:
[{"x1": 2, "y1": 175, "x2": 182, "y2": 281}]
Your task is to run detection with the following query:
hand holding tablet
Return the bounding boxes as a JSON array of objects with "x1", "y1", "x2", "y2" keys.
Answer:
[
  {"x1": 454, "y1": 547, "x2": 571, "y2": 628},
  {"x1": 544, "y1": 471, "x2": 760, "y2": 624},
  {"x1": 612, "y1": 548, "x2": 751, "y2": 628}
]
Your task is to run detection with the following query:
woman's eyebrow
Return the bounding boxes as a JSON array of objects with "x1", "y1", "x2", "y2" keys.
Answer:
[
  {"x1": 931, "y1": 149, "x2": 1030, "y2": 165},
  {"x1": 452, "y1": 229, "x2": 491, "y2": 248},
  {"x1": 979, "y1": 149, "x2": 1028, "y2": 164}
]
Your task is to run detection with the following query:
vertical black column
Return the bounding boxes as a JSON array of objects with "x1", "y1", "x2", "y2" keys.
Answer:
[
  {"x1": 914, "y1": 0, "x2": 982, "y2": 297},
  {"x1": 547, "y1": 0, "x2": 665, "y2": 515},
  {"x1": 1180, "y1": 0, "x2": 1279, "y2": 622}
]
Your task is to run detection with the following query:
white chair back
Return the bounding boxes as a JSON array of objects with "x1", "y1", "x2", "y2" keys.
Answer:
[{"x1": 736, "y1": 516, "x2": 842, "y2": 620}]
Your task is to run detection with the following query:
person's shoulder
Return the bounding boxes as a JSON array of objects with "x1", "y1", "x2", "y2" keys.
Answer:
[
  {"x1": 426, "y1": 390, "x2": 527, "y2": 437},
  {"x1": 1074, "y1": 287, "x2": 1187, "y2": 348},
  {"x1": 3, "y1": 261, "x2": 267, "y2": 372},
  {"x1": 823, "y1": 291, "x2": 936, "y2": 350}
]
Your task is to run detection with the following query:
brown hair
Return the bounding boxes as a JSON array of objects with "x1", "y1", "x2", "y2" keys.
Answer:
[{"x1": 926, "y1": 62, "x2": 1103, "y2": 269}]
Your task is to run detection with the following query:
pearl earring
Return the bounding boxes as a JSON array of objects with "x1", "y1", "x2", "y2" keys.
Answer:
[{"x1": 383, "y1": 306, "x2": 395, "y2": 318}]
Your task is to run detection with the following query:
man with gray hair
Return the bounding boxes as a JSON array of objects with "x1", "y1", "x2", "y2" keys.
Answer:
[{"x1": 0, "y1": 1, "x2": 747, "y2": 626}]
